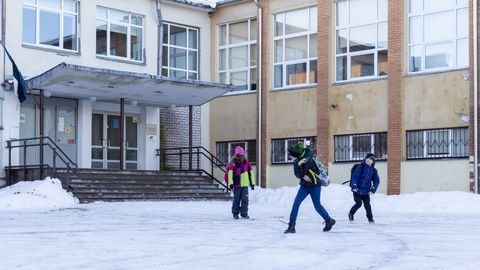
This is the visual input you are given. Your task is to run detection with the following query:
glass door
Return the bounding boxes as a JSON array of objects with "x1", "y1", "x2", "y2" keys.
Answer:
[
  {"x1": 91, "y1": 114, "x2": 104, "y2": 169},
  {"x1": 91, "y1": 113, "x2": 138, "y2": 169}
]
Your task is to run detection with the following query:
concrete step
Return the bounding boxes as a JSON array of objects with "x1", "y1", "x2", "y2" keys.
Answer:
[{"x1": 76, "y1": 193, "x2": 232, "y2": 203}]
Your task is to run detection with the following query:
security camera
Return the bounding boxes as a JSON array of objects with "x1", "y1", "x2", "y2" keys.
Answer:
[{"x1": 330, "y1": 104, "x2": 337, "y2": 109}]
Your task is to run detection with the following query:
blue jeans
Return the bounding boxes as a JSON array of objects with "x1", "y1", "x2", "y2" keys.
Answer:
[{"x1": 289, "y1": 185, "x2": 330, "y2": 224}]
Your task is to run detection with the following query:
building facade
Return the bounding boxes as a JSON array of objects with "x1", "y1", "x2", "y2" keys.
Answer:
[
  {"x1": 0, "y1": 0, "x2": 228, "y2": 186},
  {"x1": 209, "y1": 0, "x2": 475, "y2": 194},
  {"x1": 0, "y1": 0, "x2": 477, "y2": 195}
]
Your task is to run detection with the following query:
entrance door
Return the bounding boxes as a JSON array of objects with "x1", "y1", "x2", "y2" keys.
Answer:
[
  {"x1": 91, "y1": 113, "x2": 138, "y2": 169},
  {"x1": 19, "y1": 97, "x2": 77, "y2": 167}
]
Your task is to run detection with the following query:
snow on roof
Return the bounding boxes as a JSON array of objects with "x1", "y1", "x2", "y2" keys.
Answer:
[
  {"x1": 167, "y1": 0, "x2": 243, "y2": 9},
  {"x1": 166, "y1": 0, "x2": 219, "y2": 9}
]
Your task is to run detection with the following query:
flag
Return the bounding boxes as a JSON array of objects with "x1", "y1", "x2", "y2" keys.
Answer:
[{"x1": 1, "y1": 43, "x2": 27, "y2": 103}]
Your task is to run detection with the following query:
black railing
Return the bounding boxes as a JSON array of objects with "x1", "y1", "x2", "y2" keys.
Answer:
[
  {"x1": 6, "y1": 137, "x2": 78, "y2": 189},
  {"x1": 156, "y1": 146, "x2": 228, "y2": 191}
]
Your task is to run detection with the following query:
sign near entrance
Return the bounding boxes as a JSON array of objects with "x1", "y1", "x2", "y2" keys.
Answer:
[{"x1": 113, "y1": 119, "x2": 120, "y2": 129}]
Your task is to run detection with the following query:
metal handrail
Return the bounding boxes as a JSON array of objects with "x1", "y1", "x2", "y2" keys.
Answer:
[
  {"x1": 6, "y1": 137, "x2": 78, "y2": 189},
  {"x1": 156, "y1": 146, "x2": 229, "y2": 191}
]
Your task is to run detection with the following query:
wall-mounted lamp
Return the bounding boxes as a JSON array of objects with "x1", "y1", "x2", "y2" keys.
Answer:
[
  {"x1": 462, "y1": 74, "x2": 470, "y2": 81},
  {"x1": 130, "y1": 100, "x2": 138, "y2": 106},
  {"x1": 89, "y1": 96, "x2": 97, "y2": 102}
]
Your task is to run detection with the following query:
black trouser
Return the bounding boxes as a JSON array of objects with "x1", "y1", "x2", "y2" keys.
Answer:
[
  {"x1": 232, "y1": 187, "x2": 249, "y2": 217},
  {"x1": 349, "y1": 193, "x2": 373, "y2": 220}
]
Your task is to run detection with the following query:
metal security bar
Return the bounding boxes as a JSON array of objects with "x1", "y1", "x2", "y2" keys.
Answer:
[
  {"x1": 406, "y1": 127, "x2": 469, "y2": 159},
  {"x1": 334, "y1": 133, "x2": 387, "y2": 162},
  {"x1": 215, "y1": 140, "x2": 256, "y2": 165},
  {"x1": 271, "y1": 137, "x2": 317, "y2": 164}
]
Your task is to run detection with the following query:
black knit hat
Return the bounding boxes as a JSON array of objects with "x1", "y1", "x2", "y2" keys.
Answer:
[
  {"x1": 365, "y1": 153, "x2": 376, "y2": 161},
  {"x1": 288, "y1": 141, "x2": 306, "y2": 158}
]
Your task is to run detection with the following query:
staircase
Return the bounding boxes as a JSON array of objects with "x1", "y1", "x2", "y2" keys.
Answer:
[{"x1": 57, "y1": 169, "x2": 231, "y2": 203}]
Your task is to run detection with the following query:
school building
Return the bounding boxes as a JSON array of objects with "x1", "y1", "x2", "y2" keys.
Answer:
[{"x1": 0, "y1": 0, "x2": 478, "y2": 196}]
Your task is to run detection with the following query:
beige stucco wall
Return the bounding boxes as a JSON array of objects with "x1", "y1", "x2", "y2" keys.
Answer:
[
  {"x1": 267, "y1": 165, "x2": 297, "y2": 188},
  {"x1": 404, "y1": 70, "x2": 470, "y2": 130},
  {"x1": 330, "y1": 80, "x2": 388, "y2": 134},
  {"x1": 209, "y1": 93, "x2": 258, "y2": 145},
  {"x1": 401, "y1": 159, "x2": 469, "y2": 193}
]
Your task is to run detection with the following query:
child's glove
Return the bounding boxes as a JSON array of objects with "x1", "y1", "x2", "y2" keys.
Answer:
[
  {"x1": 250, "y1": 185, "x2": 254, "y2": 190},
  {"x1": 351, "y1": 188, "x2": 358, "y2": 193}
]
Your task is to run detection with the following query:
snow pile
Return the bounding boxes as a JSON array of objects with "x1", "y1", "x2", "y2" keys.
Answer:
[
  {"x1": 250, "y1": 184, "x2": 480, "y2": 215},
  {"x1": 181, "y1": 0, "x2": 219, "y2": 8},
  {"x1": 0, "y1": 178, "x2": 79, "y2": 210}
]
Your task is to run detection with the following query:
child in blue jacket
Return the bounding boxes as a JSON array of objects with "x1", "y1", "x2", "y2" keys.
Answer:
[{"x1": 349, "y1": 153, "x2": 380, "y2": 223}]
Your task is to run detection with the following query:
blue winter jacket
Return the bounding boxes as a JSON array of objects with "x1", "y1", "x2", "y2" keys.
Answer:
[{"x1": 350, "y1": 158, "x2": 380, "y2": 195}]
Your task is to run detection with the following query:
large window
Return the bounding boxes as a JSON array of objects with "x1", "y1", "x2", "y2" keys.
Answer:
[
  {"x1": 408, "y1": 0, "x2": 468, "y2": 72},
  {"x1": 218, "y1": 19, "x2": 257, "y2": 91},
  {"x1": 163, "y1": 23, "x2": 199, "y2": 80},
  {"x1": 22, "y1": 0, "x2": 79, "y2": 51},
  {"x1": 272, "y1": 137, "x2": 317, "y2": 164},
  {"x1": 216, "y1": 140, "x2": 256, "y2": 164},
  {"x1": 334, "y1": 133, "x2": 387, "y2": 162},
  {"x1": 96, "y1": 7, "x2": 144, "y2": 62},
  {"x1": 274, "y1": 7, "x2": 317, "y2": 89},
  {"x1": 407, "y1": 128, "x2": 468, "y2": 159},
  {"x1": 336, "y1": 0, "x2": 388, "y2": 82}
]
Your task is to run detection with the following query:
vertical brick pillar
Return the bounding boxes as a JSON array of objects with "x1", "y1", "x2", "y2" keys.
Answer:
[
  {"x1": 469, "y1": 0, "x2": 480, "y2": 192},
  {"x1": 316, "y1": 0, "x2": 331, "y2": 165},
  {"x1": 259, "y1": 0, "x2": 269, "y2": 188},
  {"x1": 386, "y1": 0, "x2": 405, "y2": 195}
]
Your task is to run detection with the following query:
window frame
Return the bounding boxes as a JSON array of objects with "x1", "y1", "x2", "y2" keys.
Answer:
[
  {"x1": 273, "y1": 7, "x2": 318, "y2": 90},
  {"x1": 271, "y1": 136, "x2": 316, "y2": 165},
  {"x1": 216, "y1": 140, "x2": 257, "y2": 165},
  {"x1": 217, "y1": 18, "x2": 257, "y2": 93},
  {"x1": 162, "y1": 22, "x2": 199, "y2": 80},
  {"x1": 96, "y1": 6, "x2": 145, "y2": 63},
  {"x1": 335, "y1": 0, "x2": 388, "y2": 82},
  {"x1": 22, "y1": 0, "x2": 79, "y2": 52},
  {"x1": 334, "y1": 132, "x2": 387, "y2": 162},
  {"x1": 407, "y1": 0, "x2": 469, "y2": 73},
  {"x1": 406, "y1": 127, "x2": 469, "y2": 160}
]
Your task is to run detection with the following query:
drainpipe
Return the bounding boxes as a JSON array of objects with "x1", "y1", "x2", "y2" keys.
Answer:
[
  {"x1": 156, "y1": 0, "x2": 163, "y2": 76},
  {"x1": 474, "y1": 0, "x2": 478, "y2": 194},
  {"x1": 254, "y1": 0, "x2": 262, "y2": 187}
]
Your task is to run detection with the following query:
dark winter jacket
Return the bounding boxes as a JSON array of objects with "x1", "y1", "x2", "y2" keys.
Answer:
[
  {"x1": 351, "y1": 158, "x2": 380, "y2": 195},
  {"x1": 293, "y1": 149, "x2": 321, "y2": 188},
  {"x1": 225, "y1": 158, "x2": 255, "y2": 188}
]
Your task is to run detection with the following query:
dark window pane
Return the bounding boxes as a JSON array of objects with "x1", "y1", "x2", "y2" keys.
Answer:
[
  {"x1": 96, "y1": 20, "x2": 107, "y2": 55},
  {"x1": 110, "y1": 24, "x2": 128, "y2": 57}
]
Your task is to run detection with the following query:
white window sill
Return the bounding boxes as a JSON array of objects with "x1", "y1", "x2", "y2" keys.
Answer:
[
  {"x1": 334, "y1": 76, "x2": 388, "y2": 85},
  {"x1": 96, "y1": 55, "x2": 146, "y2": 66},
  {"x1": 223, "y1": 90, "x2": 257, "y2": 96},
  {"x1": 22, "y1": 43, "x2": 80, "y2": 56},
  {"x1": 272, "y1": 84, "x2": 317, "y2": 92},
  {"x1": 407, "y1": 67, "x2": 469, "y2": 77}
]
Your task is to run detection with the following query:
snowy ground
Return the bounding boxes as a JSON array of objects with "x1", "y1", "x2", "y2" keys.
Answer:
[{"x1": 1, "y1": 180, "x2": 480, "y2": 270}]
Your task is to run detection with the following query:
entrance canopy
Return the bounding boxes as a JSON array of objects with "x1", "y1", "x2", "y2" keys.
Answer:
[{"x1": 25, "y1": 63, "x2": 234, "y2": 106}]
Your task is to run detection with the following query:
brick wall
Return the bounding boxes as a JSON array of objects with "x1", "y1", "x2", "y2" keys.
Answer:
[
  {"x1": 316, "y1": 0, "x2": 331, "y2": 166},
  {"x1": 159, "y1": 106, "x2": 201, "y2": 169},
  {"x1": 259, "y1": 0, "x2": 269, "y2": 188},
  {"x1": 386, "y1": 0, "x2": 404, "y2": 195}
]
